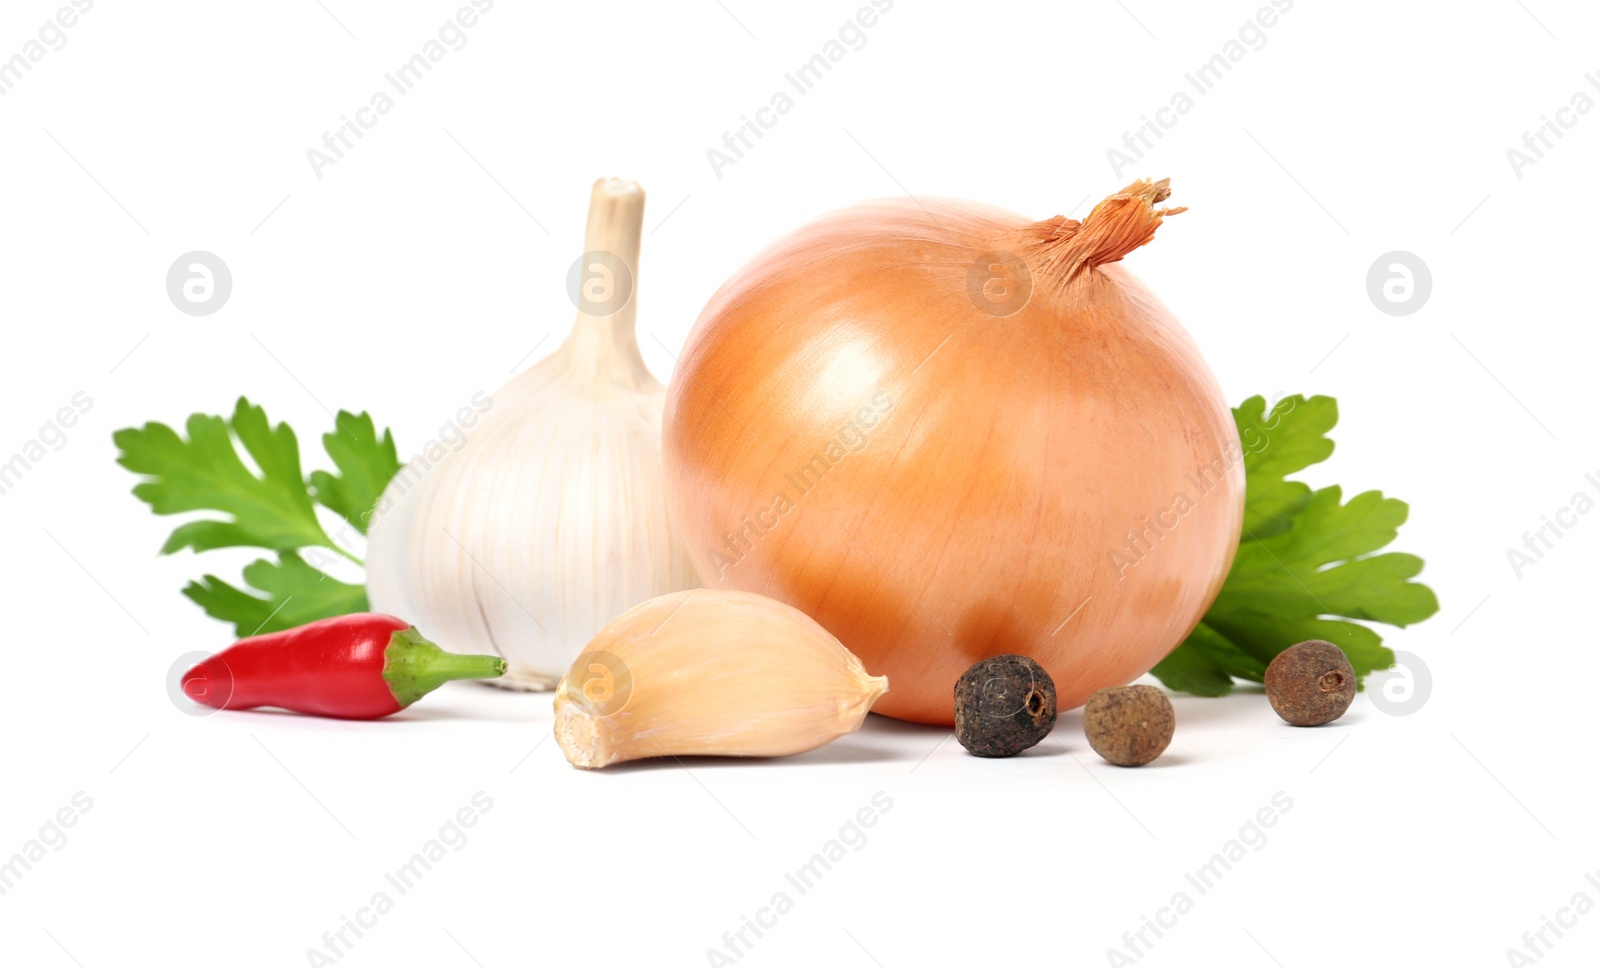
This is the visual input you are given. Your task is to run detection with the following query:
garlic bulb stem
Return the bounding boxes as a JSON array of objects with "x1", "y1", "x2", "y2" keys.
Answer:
[{"x1": 559, "y1": 178, "x2": 656, "y2": 390}]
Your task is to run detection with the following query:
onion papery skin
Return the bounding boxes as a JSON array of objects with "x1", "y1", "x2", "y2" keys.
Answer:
[{"x1": 663, "y1": 180, "x2": 1243, "y2": 724}]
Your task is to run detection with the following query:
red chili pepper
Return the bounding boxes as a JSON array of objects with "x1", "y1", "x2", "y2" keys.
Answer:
[{"x1": 181, "y1": 613, "x2": 505, "y2": 719}]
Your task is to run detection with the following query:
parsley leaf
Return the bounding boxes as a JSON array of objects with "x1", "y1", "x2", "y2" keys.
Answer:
[
  {"x1": 309, "y1": 411, "x2": 401, "y2": 536},
  {"x1": 1151, "y1": 394, "x2": 1439, "y2": 696},
  {"x1": 113, "y1": 398, "x2": 335, "y2": 556},
  {"x1": 115, "y1": 398, "x2": 403, "y2": 635},
  {"x1": 1236, "y1": 393, "x2": 1336, "y2": 539},
  {"x1": 184, "y1": 553, "x2": 369, "y2": 638}
]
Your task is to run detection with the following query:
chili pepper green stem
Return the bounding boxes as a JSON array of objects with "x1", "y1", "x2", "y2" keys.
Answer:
[{"x1": 382, "y1": 626, "x2": 506, "y2": 708}]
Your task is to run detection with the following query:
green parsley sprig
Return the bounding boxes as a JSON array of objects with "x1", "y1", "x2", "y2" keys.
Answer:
[
  {"x1": 1151, "y1": 394, "x2": 1440, "y2": 695},
  {"x1": 113, "y1": 398, "x2": 401, "y2": 637}
]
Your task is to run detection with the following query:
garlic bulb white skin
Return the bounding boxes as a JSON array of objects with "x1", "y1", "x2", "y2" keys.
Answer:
[{"x1": 365, "y1": 178, "x2": 700, "y2": 689}]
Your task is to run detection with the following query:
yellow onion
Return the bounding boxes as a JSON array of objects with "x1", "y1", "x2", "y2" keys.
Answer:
[{"x1": 662, "y1": 179, "x2": 1243, "y2": 724}]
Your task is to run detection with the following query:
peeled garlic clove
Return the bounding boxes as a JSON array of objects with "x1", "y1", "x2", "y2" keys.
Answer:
[{"x1": 553, "y1": 589, "x2": 889, "y2": 769}]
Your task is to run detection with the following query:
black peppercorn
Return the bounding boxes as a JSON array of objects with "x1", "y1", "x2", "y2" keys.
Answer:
[
  {"x1": 1264, "y1": 639, "x2": 1356, "y2": 726},
  {"x1": 953, "y1": 654, "x2": 1057, "y2": 757},
  {"x1": 1083, "y1": 685, "x2": 1174, "y2": 766}
]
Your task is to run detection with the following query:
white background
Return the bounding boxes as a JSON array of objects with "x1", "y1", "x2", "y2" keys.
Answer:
[{"x1": 1, "y1": 0, "x2": 1594, "y2": 965}]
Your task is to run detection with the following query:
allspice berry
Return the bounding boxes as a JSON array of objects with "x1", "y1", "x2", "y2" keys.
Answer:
[
  {"x1": 953, "y1": 655, "x2": 1057, "y2": 757},
  {"x1": 1264, "y1": 639, "x2": 1356, "y2": 726},
  {"x1": 1084, "y1": 685, "x2": 1174, "y2": 766}
]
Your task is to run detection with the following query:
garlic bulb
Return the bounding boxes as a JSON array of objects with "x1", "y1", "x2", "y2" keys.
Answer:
[
  {"x1": 553, "y1": 589, "x2": 889, "y2": 768},
  {"x1": 365, "y1": 178, "x2": 699, "y2": 690}
]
